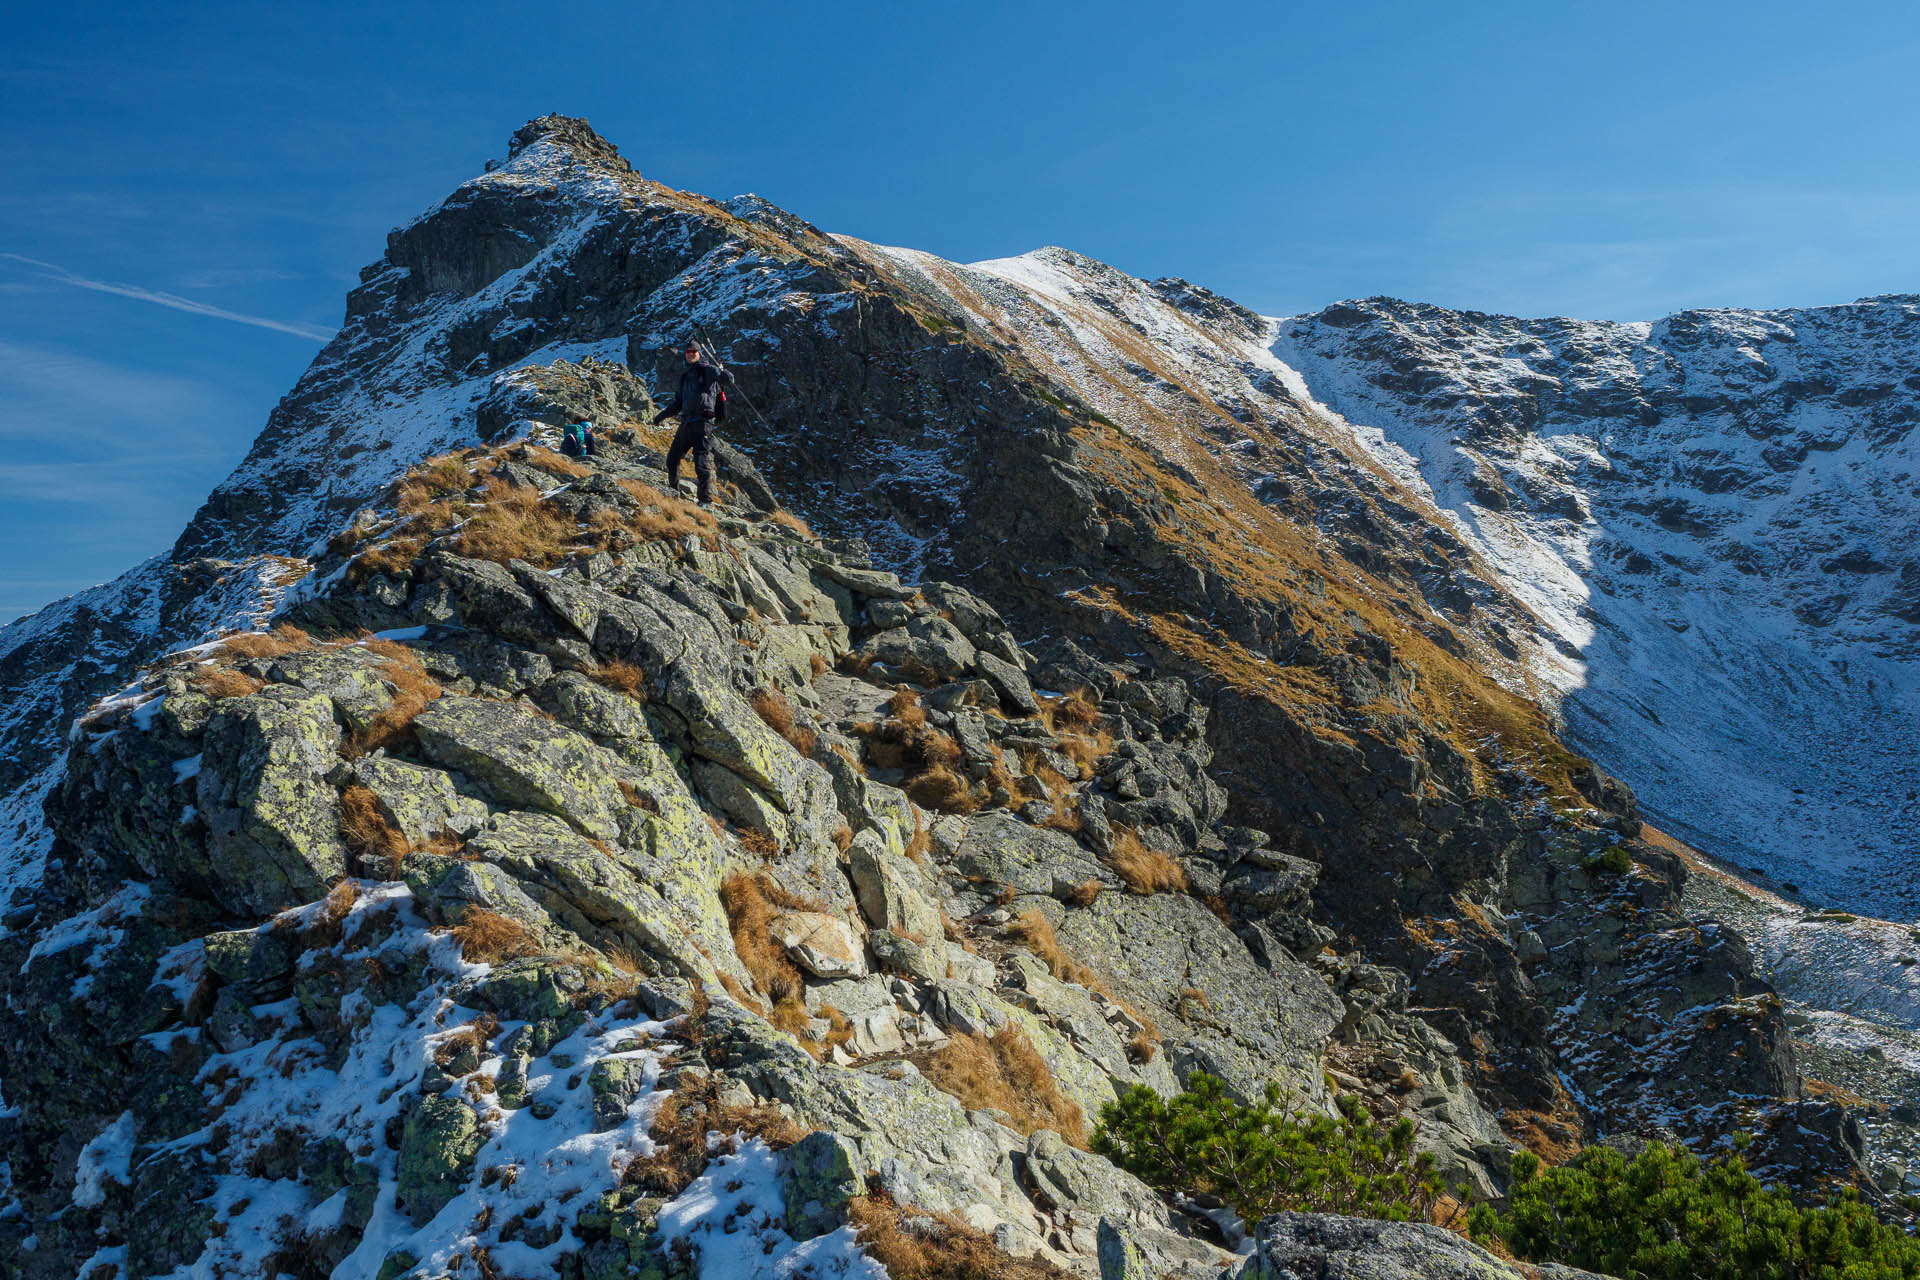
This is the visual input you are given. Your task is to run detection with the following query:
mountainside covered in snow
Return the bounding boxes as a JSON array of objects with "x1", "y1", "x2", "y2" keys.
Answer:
[
  {"x1": 1272, "y1": 298, "x2": 1920, "y2": 915},
  {"x1": 0, "y1": 115, "x2": 1912, "y2": 1277}
]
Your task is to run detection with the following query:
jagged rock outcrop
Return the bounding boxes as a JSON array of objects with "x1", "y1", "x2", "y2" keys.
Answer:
[
  {"x1": 2, "y1": 436, "x2": 1378, "y2": 1277},
  {"x1": 0, "y1": 115, "x2": 1887, "y2": 1278}
]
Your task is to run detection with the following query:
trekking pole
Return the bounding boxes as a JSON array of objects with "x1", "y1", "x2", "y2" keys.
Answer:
[{"x1": 695, "y1": 326, "x2": 772, "y2": 427}]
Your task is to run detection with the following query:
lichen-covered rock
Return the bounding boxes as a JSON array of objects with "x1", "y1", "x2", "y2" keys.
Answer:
[
  {"x1": 848, "y1": 828, "x2": 943, "y2": 942},
  {"x1": 1097, "y1": 1217, "x2": 1154, "y2": 1280},
  {"x1": 952, "y1": 811, "x2": 1107, "y2": 898},
  {"x1": 1240, "y1": 1211, "x2": 1617, "y2": 1279},
  {"x1": 197, "y1": 687, "x2": 348, "y2": 913},
  {"x1": 268, "y1": 645, "x2": 401, "y2": 732},
  {"x1": 1057, "y1": 891, "x2": 1342, "y2": 1104},
  {"x1": 397, "y1": 1095, "x2": 484, "y2": 1225},
  {"x1": 413, "y1": 695, "x2": 630, "y2": 841},
  {"x1": 771, "y1": 910, "x2": 866, "y2": 979},
  {"x1": 782, "y1": 1130, "x2": 863, "y2": 1239},
  {"x1": 354, "y1": 755, "x2": 490, "y2": 843}
]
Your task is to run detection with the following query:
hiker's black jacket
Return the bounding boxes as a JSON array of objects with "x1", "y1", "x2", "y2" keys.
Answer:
[{"x1": 654, "y1": 359, "x2": 734, "y2": 423}]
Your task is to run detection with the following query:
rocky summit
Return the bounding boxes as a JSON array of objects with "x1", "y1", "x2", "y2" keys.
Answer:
[{"x1": 0, "y1": 115, "x2": 1910, "y2": 1278}]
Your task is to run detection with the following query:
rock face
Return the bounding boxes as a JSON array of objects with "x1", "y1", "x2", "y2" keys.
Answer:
[
  {"x1": 0, "y1": 116, "x2": 1885, "y2": 1278},
  {"x1": 0, "y1": 437, "x2": 1334, "y2": 1278},
  {"x1": 1273, "y1": 298, "x2": 1920, "y2": 916},
  {"x1": 1240, "y1": 1212, "x2": 1616, "y2": 1280}
]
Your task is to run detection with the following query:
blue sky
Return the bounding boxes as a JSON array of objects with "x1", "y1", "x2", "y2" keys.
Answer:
[{"x1": 4, "y1": 0, "x2": 1918, "y2": 623}]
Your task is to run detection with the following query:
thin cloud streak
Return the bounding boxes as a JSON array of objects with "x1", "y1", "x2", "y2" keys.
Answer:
[{"x1": 0, "y1": 252, "x2": 335, "y2": 342}]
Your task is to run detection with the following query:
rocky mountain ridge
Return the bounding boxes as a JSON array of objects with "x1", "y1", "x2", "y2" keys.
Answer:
[
  {"x1": 0, "y1": 115, "x2": 1902, "y2": 1277},
  {"x1": 1273, "y1": 296, "x2": 1920, "y2": 916}
]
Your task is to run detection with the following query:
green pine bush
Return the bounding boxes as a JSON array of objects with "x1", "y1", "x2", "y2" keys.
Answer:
[
  {"x1": 1580, "y1": 843, "x2": 1633, "y2": 875},
  {"x1": 1091, "y1": 1073, "x2": 1453, "y2": 1226},
  {"x1": 1471, "y1": 1142, "x2": 1920, "y2": 1280}
]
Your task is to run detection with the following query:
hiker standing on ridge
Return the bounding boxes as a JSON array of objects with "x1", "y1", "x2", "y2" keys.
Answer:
[{"x1": 652, "y1": 338, "x2": 734, "y2": 506}]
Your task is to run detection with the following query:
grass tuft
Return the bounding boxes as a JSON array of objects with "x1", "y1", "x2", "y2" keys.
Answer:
[
  {"x1": 219, "y1": 625, "x2": 317, "y2": 661},
  {"x1": 751, "y1": 688, "x2": 818, "y2": 754},
  {"x1": 586, "y1": 660, "x2": 648, "y2": 697},
  {"x1": 718, "y1": 872, "x2": 828, "y2": 1009},
  {"x1": 192, "y1": 667, "x2": 266, "y2": 699},
  {"x1": 449, "y1": 909, "x2": 540, "y2": 963},
  {"x1": 1106, "y1": 827, "x2": 1189, "y2": 895},
  {"x1": 920, "y1": 1026, "x2": 1086, "y2": 1146},
  {"x1": 847, "y1": 1193, "x2": 1075, "y2": 1280},
  {"x1": 338, "y1": 785, "x2": 409, "y2": 875},
  {"x1": 344, "y1": 641, "x2": 443, "y2": 758}
]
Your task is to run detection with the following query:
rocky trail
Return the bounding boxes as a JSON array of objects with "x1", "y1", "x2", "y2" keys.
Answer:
[{"x1": 0, "y1": 116, "x2": 1904, "y2": 1278}]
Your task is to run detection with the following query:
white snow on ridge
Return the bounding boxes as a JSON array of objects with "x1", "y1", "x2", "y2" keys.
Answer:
[
  {"x1": 1271, "y1": 298, "x2": 1920, "y2": 917},
  {"x1": 845, "y1": 237, "x2": 1920, "y2": 922}
]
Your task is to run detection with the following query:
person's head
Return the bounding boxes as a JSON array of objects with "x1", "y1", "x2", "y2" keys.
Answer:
[{"x1": 683, "y1": 340, "x2": 701, "y2": 363}]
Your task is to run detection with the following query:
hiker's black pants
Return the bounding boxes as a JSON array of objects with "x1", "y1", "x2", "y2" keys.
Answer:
[{"x1": 665, "y1": 416, "x2": 713, "y2": 504}]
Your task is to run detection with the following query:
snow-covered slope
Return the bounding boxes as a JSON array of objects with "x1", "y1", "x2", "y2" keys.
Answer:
[
  {"x1": 846, "y1": 242, "x2": 1553, "y2": 685},
  {"x1": 1272, "y1": 299, "x2": 1920, "y2": 916}
]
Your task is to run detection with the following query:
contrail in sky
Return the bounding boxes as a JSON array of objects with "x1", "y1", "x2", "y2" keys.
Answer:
[{"x1": 1, "y1": 252, "x2": 335, "y2": 342}]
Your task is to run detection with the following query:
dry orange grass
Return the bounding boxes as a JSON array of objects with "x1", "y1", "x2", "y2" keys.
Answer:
[
  {"x1": 347, "y1": 536, "x2": 427, "y2": 585},
  {"x1": 418, "y1": 829, "x2": 468, "y2": 859},
  {"x1": 343, "y1": 638, "x2": 443, "y2": 758},
  {"x1": 338, "y1": 784, "x2": 409, "y2": 875},
  {"x1": 614, "y1": 478, "x2": 717, "y2": 543},
  {"x1": 1500, "y1": 1107, "x2": 1584, "y2": 1164},
  {"x1": 809, "y1": 652, "x2": 829, "y2": 679},
  {"x1": 192, "y1": 667, "x2": 266, "y2": 699},
  {"x1": 718, "y1": 872, "x2": 828, "y2": 1007},
  {"x1": 219, "y1": 625, "x2": 317, "y2": 661},
  {"x1": 520, "y1": 444, "x2": 592, "y2": 480},
  {"x1": 448, "y1": 478, "x2": 579, "y2": 566},
  {"x1": 920, "y1": 1026, "x2": 1086, "y2": 1146},
  {"x1": 413, "y1": 452, "x2": 477, "y2": 496},
  {"x1": 1064, "y1": 879, "x2": 1104, "y2": 908},
  {"x1": 750, "y1": 688, "x2": 818, "y2": 754},
  {"x1": 433, "y1": 1013, "x2": 500, "y2": 1073},
  {"x1": 316, "y1": 879, "x2": 359, "y2": 929},
  {"x1": 847, "y1": 1194, "x2": 1075, "y2": 1280},
  {"x1": 1037, "y1": 803, "x2": 1084, "y2": 834},
  {"x1": 887, "y1": 687, "x2": 925, "y2": 726},
  {"x1": 1081, "y1": 424, "x2": 1595, "y2": 802},
  {"x1": 905, "y1": 763, "x2": 980, "y2": 815},
  {"x1": 904, "y1": 813, "x2": 932, "y2": 864},
  {"x1": 1105, "y1": 827, "x2": 1189, "y2": 895},
  {"x1": 737, "y1": 825, "x2": 782, "y2": 858},
  {"x1": 857, "y1": 693, "x2": 981, "y2": 814},
  {"x1": 1805, "y1": 1079, "x2": 1871, "y2": 1109},
  {"x1": 983, "y1": 751, "x2": 1029, "y2": 807},
  {"x1": 449, "y1": 908, "x2": 540, "y2": 963},
  {"x1": 586, "y1": 660, "x2": 648, "y2": 697},
  {"x1": 1046, "y1": 687, "x2": 1103, "y2": 731},
  {"x1": 773, "y1": 1002, "x2": 855, "y2": 1063},
  {"x1": 1004, "y1": 909, "x2": 1104, "y2": 993},
  {"x1": 768, "y1": 508, "x2": 817, "y2": 540}
]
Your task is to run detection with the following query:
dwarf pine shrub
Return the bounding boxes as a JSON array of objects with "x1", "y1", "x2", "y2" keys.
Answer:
[
  {"x1": 1580, "y1": 844, "x2": 1633, "y2": 876},
  {"x1": 1470, "y1": 1143, "x2": 1920, "y2": 1280},
  {"x1": 1092, "y1": 1073, "x2": 1452, "y2": 1225}
]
